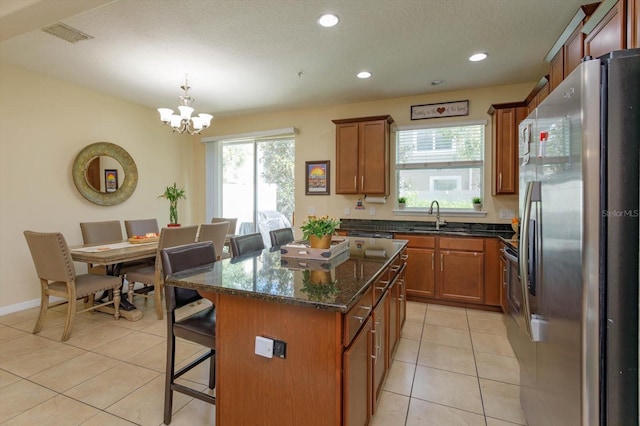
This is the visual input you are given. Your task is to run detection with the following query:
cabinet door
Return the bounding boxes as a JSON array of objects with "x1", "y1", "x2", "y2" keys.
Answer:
[
  {"x1": 564, "y1": 26, "x2": 585, "y2": 77},
  {"x1": 549, "y1": 48, "x2": 564, "y2": 92},
  {"x1": 493, "y1": 108, "x2": 522, "y2": 195},
  {"x1": 438, "y1": 250, "x2": 484, "y2": 304},
  {"x1": 335, "y1": 122, "x2": 359, "y2": 194},
  {"x1": 359, "y1": 120, "x2": 389, "y2": 195},
  {"x1": 398, "y1": 263, "x2": 407, "y2": 327},
  {"x1": 388, "y1": 277, "x2": 399, "y2": 355},
  {"x1": 343, "y1": 316, "x2": 372, "y2": 426},
  {"x1": 585, "y1": 0, "x2": 626, "y2": 59},
  {"x1": 404, "y1": 247, "x2": 435, "y2": 297},
  {"x1": 372, "y1": 292, "x2": 388, "y2": 414}
]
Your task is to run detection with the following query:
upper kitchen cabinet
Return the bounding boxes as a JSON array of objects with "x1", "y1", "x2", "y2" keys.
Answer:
[
  {"x1": 584, "y1": 0, "x2": 629, "y2": 58},
  {"x1": 546, "y1": 3, "x2": 599, "y2": 92},
  {"x1": 488, "y1": 103, "x2": 527, "y2": 195},
  {"x1": 333, "y1": 115, "x2": 394, "y2": 196}
]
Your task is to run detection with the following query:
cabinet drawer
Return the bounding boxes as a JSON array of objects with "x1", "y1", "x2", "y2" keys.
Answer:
[
  {"x1": 344, "y1": 286, "x2": 374, "y2": 347},
  {"x1": 394, "y1": 234, "x2": 435, "y2": 249},
  {"x1": 439, "y1": 237, "x2": 484, "y2": 252}
]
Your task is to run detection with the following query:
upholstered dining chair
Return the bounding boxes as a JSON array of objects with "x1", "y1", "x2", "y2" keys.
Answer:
[
  {"x1": 125, "y1": 225, "x2": 198, "y2": 319},
  {"x1": 269, "y1": 227, "x2": 294, "y2": 247},
  {"x1": 197, "y1": 222, "x2": 230, "y2": 260},
  {"x1": 79, "y1": 220, "x2": 123, "y2": 275},
  {"x1": 23, "y1": 231, "x2": 122, "y2": 341},
  {"x1": 124, "y1": 218, "x2": 160, "y2": 238},
  {"x1": 211, "y1": 217, "x2": 238, "y2": 235},
  {"x1": 229, "y1": 232, "x2": 265, "y2": 257},
  {"x1": 161, "y1": 241, "x2": 217, "y2": 425}
]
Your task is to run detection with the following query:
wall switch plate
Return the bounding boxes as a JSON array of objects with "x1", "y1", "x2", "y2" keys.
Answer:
[
  {"x1": 369, "y1": 207, "x2": 376, "y2": 216},
  {"x1": 344, "y1": 207, "x2": 350, "y2": 216},
  {"x1": 255, "y1": 336, "x2": 273, "y2": 358},
  {"x1": 499, "y1": 209, "x2": 515, "y2": 219},
  {"x1": 307, "y1": 206, "x2": 315, "y2": 215}
]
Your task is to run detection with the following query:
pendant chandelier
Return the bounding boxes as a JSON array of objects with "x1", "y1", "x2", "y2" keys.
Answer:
[{"x1": 157, "y1": 75, "x2": 213, "y2": 135}]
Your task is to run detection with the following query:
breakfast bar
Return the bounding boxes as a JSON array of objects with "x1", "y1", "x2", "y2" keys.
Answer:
[{"x1": 165, "y1": 237, "x2": 408, "y2": 426}]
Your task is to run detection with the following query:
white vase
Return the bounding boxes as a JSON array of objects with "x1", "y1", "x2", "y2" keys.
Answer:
[{"x1": 473, "y1": 203, "x2": 482, "y2": 211}]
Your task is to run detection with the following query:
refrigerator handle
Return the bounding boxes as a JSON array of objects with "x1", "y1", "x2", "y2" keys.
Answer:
[{"x1": 519, "y1": 181, "x2": 534, "y2": 339}]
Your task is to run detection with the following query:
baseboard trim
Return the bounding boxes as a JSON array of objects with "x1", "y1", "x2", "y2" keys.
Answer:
[{"x1": 0, "y1": 296, "x2": 65, "y2": 317}]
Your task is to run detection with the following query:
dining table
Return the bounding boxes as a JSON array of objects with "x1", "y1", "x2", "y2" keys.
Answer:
[{"x1": 70, "y1": 240, "x2": 158, "y2": 321}]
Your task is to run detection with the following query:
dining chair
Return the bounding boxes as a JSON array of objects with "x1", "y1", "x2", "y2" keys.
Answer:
[
  {"x1": 161, "y1": 241, "x2": 217, "y2": 425},
  {"x1": 79, "y1": 220, "x2": 123, "y2": 275},
  {"x1": 211, "y1": 217, "x2": 238, "y2": 235},
  {"x1": 269, "y1": 227, "x2": 294, "y2": 247},
  {"x1": 197, "y1": 222, "x2": 229, "y2": 260},
  {"x1": 229, "y1": 232, "x2": 265, "y2": 257},
  {"x1": 23, "y1": 231, "x2": 122, "y2": 341},
  {"x1": 124, "y1": 218, "x2": 160, "y2": 237},
  {"x1": 125, "y1": 225, "x2": 198, "y2": 319}
]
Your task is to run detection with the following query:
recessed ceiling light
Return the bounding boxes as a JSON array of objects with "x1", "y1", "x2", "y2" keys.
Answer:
[
  {"x1": 317, "y1": 14, "x2": 339, "y2": 27},
  {"x1": 431, "y1": 80, "x2": 445, "y2": 86},
  {"x1": 357, "y1": 71, "x2": 372, "y2": 79},
  {"x1": 469, "y1": 53, "x2": 488, "y2": 62}
]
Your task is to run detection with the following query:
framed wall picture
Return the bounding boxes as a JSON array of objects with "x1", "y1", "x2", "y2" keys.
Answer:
[
  {"x1": 305, "y1": 161, "x2": 330, "y2": 195},
  {"x1": 104, "y1": 169, "x2": 118, "y2": 193}
]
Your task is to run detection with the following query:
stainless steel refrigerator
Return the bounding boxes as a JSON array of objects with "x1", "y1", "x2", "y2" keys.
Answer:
[{"x1": 511, "y1": 49, "x2": 639, "y2": 426}]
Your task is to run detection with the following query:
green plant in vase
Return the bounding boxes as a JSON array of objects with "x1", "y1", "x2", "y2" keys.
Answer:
[
  {"x1": 472, "y1": 196, "x2": 482, "y2": 211},
  {"x1": 300, "y1": 215, "x2": 341, "y2": 248},
  {"x1": 159, "y1": 182, "x2": 186, "y2": 225}
]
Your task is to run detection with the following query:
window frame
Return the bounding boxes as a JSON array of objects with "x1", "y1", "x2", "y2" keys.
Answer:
[{"x1": 394, "y1": 120, "x2": 487, "y2": 214}]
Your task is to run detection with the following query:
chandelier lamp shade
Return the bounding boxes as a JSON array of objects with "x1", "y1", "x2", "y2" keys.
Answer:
[{"x1": 157, "y1": 75, "x2": 213, "y2": 135}]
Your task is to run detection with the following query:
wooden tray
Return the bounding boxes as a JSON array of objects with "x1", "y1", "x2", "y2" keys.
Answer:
[
  {"x1": 280, "y1": 237, "x2": 349, "y2": 260},
  {"x1": 128, "y1": 236, "x2": 159, "y2": 244}
]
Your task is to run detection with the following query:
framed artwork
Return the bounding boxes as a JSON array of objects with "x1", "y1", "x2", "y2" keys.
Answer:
[
  {"x1": 305, "y1": 160, "x2": 330, "y2": 195},
  {"x1": 104, "y1": 169, "x2": 118, "y2": 193},
  {"x1": 411, "y1": 100, "x2": 469, "y2": 120}
]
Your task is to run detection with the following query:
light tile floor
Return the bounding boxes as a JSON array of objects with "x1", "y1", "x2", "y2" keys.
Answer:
[{"x1": 0, "y1": 299, "x2": 527, "y2": 425}]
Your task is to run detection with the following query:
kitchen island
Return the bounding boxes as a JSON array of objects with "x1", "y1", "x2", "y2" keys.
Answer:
[{"x1": 165, "y1": 237, "x2": 408, "y2": 426}]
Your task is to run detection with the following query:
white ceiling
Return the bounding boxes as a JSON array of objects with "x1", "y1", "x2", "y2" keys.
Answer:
[{"x1": 0, "y1": 0, "x2": 591, "y2": 118}]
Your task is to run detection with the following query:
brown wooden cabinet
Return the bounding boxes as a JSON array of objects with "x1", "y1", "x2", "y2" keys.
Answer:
[
  {"x1": 438, "y1": 237, "x2": 484, "y2": 304},
  {"x1": 395, "y1": 234, "x2": 435, "y2": 298},
  {"x1": 333, "y1": 115, "x2": 393, "y2": 196},
  {"x1": 489, "y1": 104, "x2": 527, "y2": 195},
  {"x1": 371, "y1": 292, "x2": 388, "y2": 415},
  {"x1": 585, "y1": 0, "x2": 626, "y2": 59},
  {"x1": 343, "y1": 316, "x2": 372, "y2": 426},
  {"x1": 549, "y1": 48, "x2": 565, "y2": 92}
]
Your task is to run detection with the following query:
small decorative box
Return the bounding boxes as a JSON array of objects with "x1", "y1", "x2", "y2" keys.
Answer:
[{"x1": 280, "y1": 237, "x2": 349, "y2": 260}]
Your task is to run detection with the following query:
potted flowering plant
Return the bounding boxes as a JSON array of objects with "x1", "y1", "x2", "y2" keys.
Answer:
[
  {"x1": 300, "y1": 215, "x2": 341, "y2": 249},
  {"x1": 158, "y1": 182, "x2": 186, "y2": 226}
]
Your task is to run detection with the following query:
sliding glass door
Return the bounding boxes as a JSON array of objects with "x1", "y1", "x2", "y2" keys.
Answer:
[{"x1": 208, "y1": 136, "x2": 294, "y2": 246}]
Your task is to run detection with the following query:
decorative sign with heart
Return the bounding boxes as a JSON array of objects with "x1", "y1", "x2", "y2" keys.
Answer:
[{"x1": 411, "y1": 100, "x2": 469, "y2": 120}]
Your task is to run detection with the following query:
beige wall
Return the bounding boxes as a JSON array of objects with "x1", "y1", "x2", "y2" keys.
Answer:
[
  {"x1": 0, "y1": 62, "x2": 532, "y2": 312},
  {"x1": 0, "y1": 63, "x2": 198, "y2": 310},
  {"x1": 195, "y1": 82, "x2": 533, "y2": 230}
]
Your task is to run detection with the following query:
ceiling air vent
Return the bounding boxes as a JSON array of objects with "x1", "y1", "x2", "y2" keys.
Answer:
[{"x1": 42, "y1": 23, "x2": 93, "y2": 43}]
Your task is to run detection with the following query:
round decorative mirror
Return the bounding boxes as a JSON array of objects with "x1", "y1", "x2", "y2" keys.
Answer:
[{"x1": 72, "y1": 142, "x2": 138, "y2": 206}]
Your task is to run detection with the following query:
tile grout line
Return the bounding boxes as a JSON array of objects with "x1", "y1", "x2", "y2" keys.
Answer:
[{"x1": 466, "y1": 308, "x2": 489, "y2": 425}]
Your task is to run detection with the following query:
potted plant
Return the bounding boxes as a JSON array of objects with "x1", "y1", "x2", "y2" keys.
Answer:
[
  {"x1": 300, "y1": 215, "x2": 341, "y2": 249},
  {"x1": 398, "y1": 196, "x2": 407, "y2": 209},
  {"x1": 159, "y1": 182, "x2": 186, "y2": 226},
  {"x1": 472, "y1": 196, "x2": 482, "y2": 211}
]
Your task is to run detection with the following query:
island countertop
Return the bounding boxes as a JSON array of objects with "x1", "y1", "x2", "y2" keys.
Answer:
[{"x1": 165, "y1": 237, "x2": 408, "y2": 313}]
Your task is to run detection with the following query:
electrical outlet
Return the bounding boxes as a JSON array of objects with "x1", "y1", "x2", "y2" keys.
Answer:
[
  {"x1": 369, "y1": 207, "x2": 376, "y2": 216},
  {"x1": 499, "y1": 209, "x2": 515, "y2": 219},
  {"x1": 308, "y1": 206, "x2": 315, "y2": 215},
  {"x1": 344, "y1": 207, "x2": 350, "y2": 216},
  {"x1": 273, "y1": 339, "x2": 287, "y2": 358}
]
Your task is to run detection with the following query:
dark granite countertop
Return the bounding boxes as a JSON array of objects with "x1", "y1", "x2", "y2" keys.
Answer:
[
  {"x1": 339, "y1": 219, "x2": 517, "y2": 240},
  {"x1": 165, "y1": 238, "x2": 408, "y2": 313}
]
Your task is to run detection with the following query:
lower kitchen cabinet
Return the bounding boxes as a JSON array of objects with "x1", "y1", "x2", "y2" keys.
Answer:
[
  {"x1": 499, "y1": 243, "x2": 509, "y2": 312},
  {"x1": 372, "y1": 292, "x2": 388, "y2": 414},
  {"x1": 438, "y1": 250, "x2": 484, "y2": 303},
  {"x1": 343, "y1": 316, "x2": 372, "y2": 426},
  {"x1": 395, "y1": 234, "x2": 435, "y2": 298},
  {"x1": 396, "y1": 233, "x2": 503, "y2": 309}
]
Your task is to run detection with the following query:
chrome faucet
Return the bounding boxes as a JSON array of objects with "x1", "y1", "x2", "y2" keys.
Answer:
[{"x1": 427, "y1": 200, "x2": 446, "y2": 230}]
